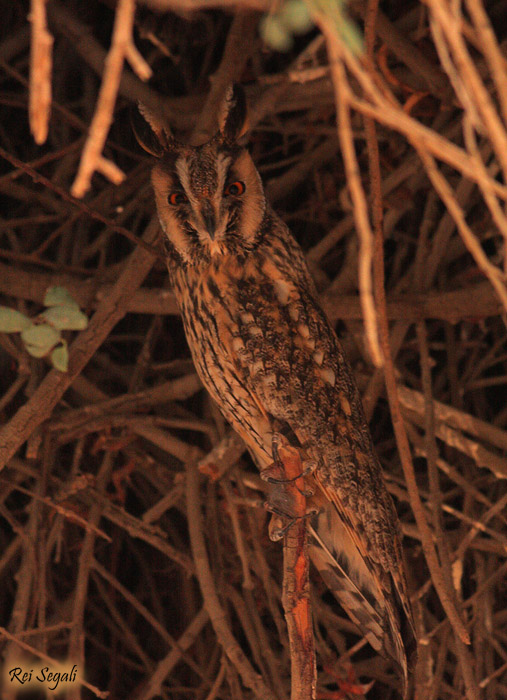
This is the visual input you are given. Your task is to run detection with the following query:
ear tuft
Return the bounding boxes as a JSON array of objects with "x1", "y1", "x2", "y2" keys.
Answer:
[
  {"x1": 131, "y1": 102, "x2": 173, "y2": 157},
  {"x1": 218, "y1": 84, "x2": 248, "y2": 143}
]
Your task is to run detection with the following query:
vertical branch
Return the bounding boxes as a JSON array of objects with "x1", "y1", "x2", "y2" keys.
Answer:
[
  {"x1": 319, "y1": 21, "x2": 383, "y2": 369},
  {"x1": 276, "y1": 442, "x2": 316, "y2": 700},
  {"x1": 184, "y1": 461, "x2": 276, "y2": 700},
  {"x1": 67, "y1": 452, "x2": 114, "y2": 700},
  {"x1": 29, "y1": 0, "x2": 53, "y2": 145},
  {"x1": 465, "y1": 0, "x2": 507, "y2": 129},
  {"x1": 425, "y1": 0, "x2": 507, "y2": 183},
  {"x1": 351, "y1": 0, "x2": 473, "y2": 653},
  {"x1": 366, "y1": 89, "x2": 472, "y2": 653},
  {"x1": 416, "y1": 321, "x2": 480, "y2": 700},
  {"x1": 190, "y1": 10, "x2": 259, "y2": 145}
]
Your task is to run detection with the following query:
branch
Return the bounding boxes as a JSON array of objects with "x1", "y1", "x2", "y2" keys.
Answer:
[
  {"x1": 322, "y1": 23, "x2": 382, "y2": 368},
  {"x1": 269, "y1": 440, "x2": 316, "y2": 700},
  {"x1": 71, "y1": 0, "x2": 151, "y2": 197},
  {"x1": 29, "y1": 0, "x2": 53, "y2": 144},
  {"x1": 184, "y1": 461, "x2": 276, "y2": 699},
  {"x1": 0, "y1": 257, "x2": 501, "y2": 321}
]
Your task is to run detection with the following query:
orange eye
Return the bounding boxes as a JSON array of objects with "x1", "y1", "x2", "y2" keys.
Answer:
[
  {"x1": 225, "y1": 181, "x2": 245, "y2": 196},
  {"x1": 168, "y1": 192, "x2": 187, "y2": 206}
]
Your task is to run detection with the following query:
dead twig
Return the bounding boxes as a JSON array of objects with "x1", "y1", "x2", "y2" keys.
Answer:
[
  {"x1": 336, "y1": 0, "x2": 473, "y2": 649},
  {"x1": 321, "y1": 20, "x2": 383, "y2": 368},
  {"x1": 71, "y1": 0, "x2": 151, "y2": 197},
  {"x1": 185, "y1": 460, "x2": 276, "y2": 699},
  {"x1": 28, "y1": 0, "x2": 53, "y2": 144}
]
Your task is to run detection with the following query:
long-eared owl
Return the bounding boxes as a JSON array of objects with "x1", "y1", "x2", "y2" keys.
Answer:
[{"x1": 134, "y1": 85, "x2": 416, "y2": 694}]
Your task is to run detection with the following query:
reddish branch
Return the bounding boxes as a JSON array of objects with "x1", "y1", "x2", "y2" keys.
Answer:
[{"x1": 276, "y1": 442, "x2": 317, "y2": 700}]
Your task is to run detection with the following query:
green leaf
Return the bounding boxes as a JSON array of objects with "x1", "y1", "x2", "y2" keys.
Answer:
[
  {"x1": 21, "y1": 323, "x2": 61, "y2": 358},
  {"x1": 0, "y1": 306, "x2": 33, "y2": 333},
  {"x1": 40, "y1": 304, "x2": 88, "y2": 331},
  {"x1": 260, "y1": 15, "x2": 293, "y2": 51},
  {"x1": 279, "y1": 0, "x2": 313, "y2": 34},
  {"x1": 44, "y1": 286, "x2": 79, "y2": 308},
  {"x1": 51, "y1": 343, "x2": 69, "y2": 372}
]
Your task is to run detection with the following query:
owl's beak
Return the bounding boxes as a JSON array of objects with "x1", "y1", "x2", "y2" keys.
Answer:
[{"x1": 201, "y1": 201, "x2": 216, "y2": 240}]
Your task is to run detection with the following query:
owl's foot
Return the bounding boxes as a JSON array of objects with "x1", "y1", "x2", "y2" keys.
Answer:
[
  {"x1": 260, "y1": 432, "x2": 315, "y2": 497},
  {"x1": 261, "y1": 461, "x2": 313, "y2": 497},
  {"x1": 263, "y1": 432, "x2": 319, "y2": 540},
  {"x1": 266, "y1": 507, "x2": 320, "y2": 542}
]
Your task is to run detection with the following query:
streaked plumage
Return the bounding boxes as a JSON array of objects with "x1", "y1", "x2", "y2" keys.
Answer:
[{"x1": 134, "y1": 85, "x2": 417, "y2": 694}]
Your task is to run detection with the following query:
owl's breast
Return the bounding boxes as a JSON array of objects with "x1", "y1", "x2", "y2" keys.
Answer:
[{"x1": 170, "y1": 262, "x2": 274, "y2": 464}]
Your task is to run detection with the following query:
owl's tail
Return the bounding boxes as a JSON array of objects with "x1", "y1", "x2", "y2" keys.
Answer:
[{"x1": 308, "y1": 507, "x2": 416, "y2": 698}]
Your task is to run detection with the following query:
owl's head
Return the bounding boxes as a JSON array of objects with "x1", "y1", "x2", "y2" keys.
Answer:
[{"x1": 134, "y1": 85, "x2": 266, "y2": 264}]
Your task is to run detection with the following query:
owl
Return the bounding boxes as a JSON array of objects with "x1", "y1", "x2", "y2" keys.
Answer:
[{"x1": 134, "y1": 85, "x2": 417, "y2": 695}]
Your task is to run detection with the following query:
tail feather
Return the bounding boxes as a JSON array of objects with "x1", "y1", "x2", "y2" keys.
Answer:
[
  {"x1": 308, "y1": 518, "x2": 384, "y2": 651},
  {"x1": 309, "y1": 507, "x2": 412, "y2": 697}
]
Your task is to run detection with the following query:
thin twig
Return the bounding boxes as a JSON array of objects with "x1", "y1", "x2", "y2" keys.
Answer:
[
  {"x1": 28, "y1": 0, "x2": 53, "y2": 144},
  {"x1": 341, "y1": 7, "x2": 474, "y2": 646},
  {"x1": 321, "y1": 21, "x2": 383, "y2": 367},
  {"x1": 71, "y1": 0, "x2": 151, "y2": 197},
  {"x1": 185, "y1": 461, "x2": 276, "y2": 699}
]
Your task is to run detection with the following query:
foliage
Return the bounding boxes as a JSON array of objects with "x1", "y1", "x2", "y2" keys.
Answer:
[{"x1": 0, "y1": 287, "x2": 88, "y2": 371}]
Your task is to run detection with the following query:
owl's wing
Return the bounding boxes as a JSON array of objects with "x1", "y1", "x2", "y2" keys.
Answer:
[
  {"x1": 230, "y1": 246, "x2": 416, "y2": 690},
  {"x1": 309, "y1": 472, "x2": 414, "y2": 693}
]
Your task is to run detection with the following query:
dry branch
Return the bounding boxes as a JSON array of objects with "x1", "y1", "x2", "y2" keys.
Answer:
[
  {"x1": 269, "y1": 439, "x2": 317, "y2": 700},
  {"x1": 28, "y1": 0, "x2": 53, "y2": 144},
  {"x1": 185, "y1": 461, "x2": 275, "y2": 700},
  {"x1": 71, "y1": 0, "x2": 151, "y2": 197}
]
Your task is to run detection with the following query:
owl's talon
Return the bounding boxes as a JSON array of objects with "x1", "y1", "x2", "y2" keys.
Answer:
[
  {"x1": 264, "y1": 472, "x2": 303, "y2": 485},
  {"x1": 261, "y1": 462, "x2": 308, "y2": 486},
  {"x1": 271, "y1": 431, "x2": 282, "y2": 463},
  {"x1": 266, "y1": 509, "x2": 318, "y2": 540},
  {"x1": 261, "y1": 460, "x2": 304, "y2": 485},
  {"x1": 265, "y1": 504, "x2": 289, "y2": 541},
  {"x1": 267, "y1": 513, "x2": 285, "y2": 541},
  {"x1": 260, "y1": 464, "x2": 286, "y2": 484},
  {"x1": 302, "y1": 459, "x2": 318, "y2": 476}
]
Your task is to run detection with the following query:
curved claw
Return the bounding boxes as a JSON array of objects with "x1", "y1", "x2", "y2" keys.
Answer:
[
  {"x1": 271, "y1": 431, "x2": 282, "y2": 463},
  {"x1": 265, "y1": 505, "x2": 320, "y2": 541}
]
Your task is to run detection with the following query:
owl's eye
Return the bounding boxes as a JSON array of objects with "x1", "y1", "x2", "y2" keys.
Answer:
[
  {"x1": 168, "y1": 192, "x2": 187, "y2": 206},
  {"x1": 225, "y1": 181, "x2": 245, "y2": 196}
]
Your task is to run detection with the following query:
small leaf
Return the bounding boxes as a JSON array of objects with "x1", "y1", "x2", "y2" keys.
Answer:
[
  {"x1": 260, "y1": 15, "x2": 293, "y2": 51},
  {"x1": 44, "y1": 286, "x2": 79, "y2": 308},
  {"x1": 21, "y1": 323, "x2": 61, "y2": 357},
  {"x1": 279, "y1": 0, "x2": 313, "y2": 34},
  {"x1": 0, "y1": 306, "x2": 33, "y2": 332},
  {"x1": 40, "y1": 304, "x2": 88, "y2": 331},
  {"x1": 51, "y1": 343, "x2": 69, "y2": 372}
]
